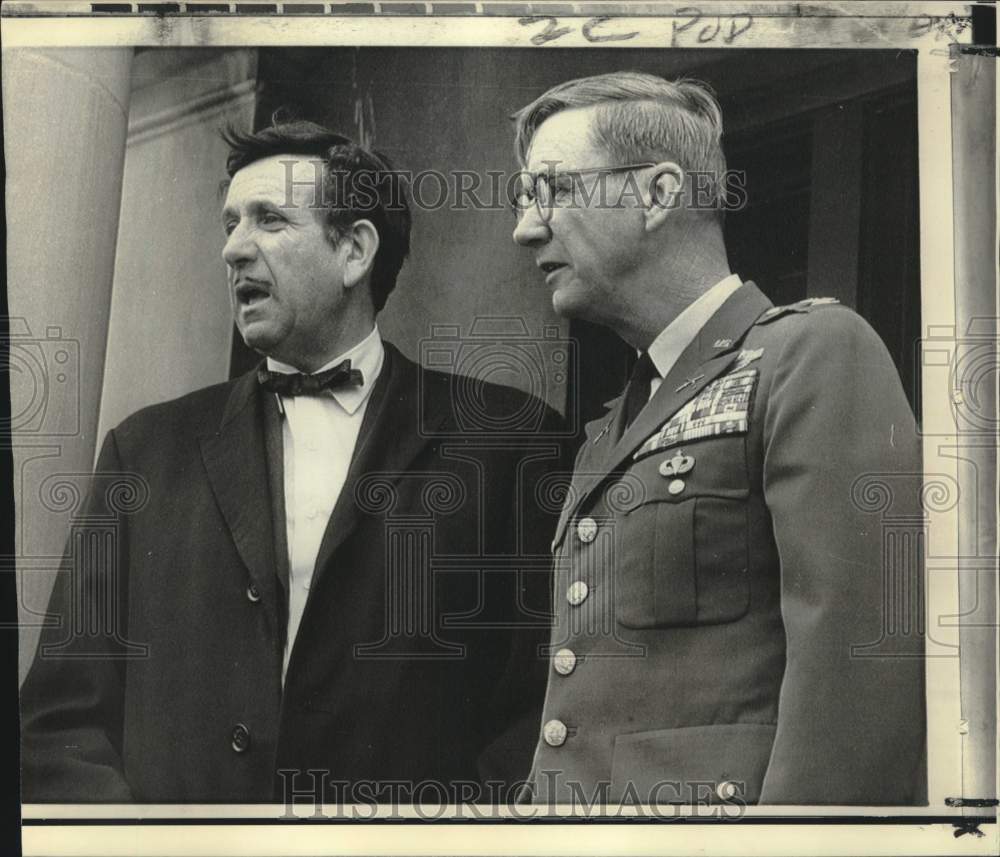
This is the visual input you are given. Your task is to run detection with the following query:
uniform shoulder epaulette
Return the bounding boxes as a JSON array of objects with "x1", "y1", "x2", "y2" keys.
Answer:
[{"x1": 756, "y1": 297, "x2": 840, "y2": 325}]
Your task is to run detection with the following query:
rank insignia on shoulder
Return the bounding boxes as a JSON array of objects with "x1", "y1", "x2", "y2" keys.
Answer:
[
  {"x1": 758, "y1": 297, "x2": 840, "y2": 325},
  {"x1": 634, "y1": 368, "x2": 759, "y2": 459}
]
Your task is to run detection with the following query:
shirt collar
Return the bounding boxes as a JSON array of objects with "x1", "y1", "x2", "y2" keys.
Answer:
[
  {"x1": 265, "y1": 325, "x2": 384, "y2": 415},
  {"x1": 645, "y1": 274, "x2": 744, "y2": 380}
]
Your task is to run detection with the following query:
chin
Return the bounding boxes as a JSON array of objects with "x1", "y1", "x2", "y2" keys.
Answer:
[
  {"x1": 237, "y1": 322, "x2": 283, "y2": 358},
  {"x1": 550, "y1": 287, "x2": 590, "y2": 321}
]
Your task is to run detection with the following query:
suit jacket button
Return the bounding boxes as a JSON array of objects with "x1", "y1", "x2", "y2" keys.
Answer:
[
  {"x1": 231, "y1": 722, "x2": 251, "y2": 753},
  {"x1": 576, "y1": 517, "x2": 598, "y2": 543},
  {"x1": 543, "y1": 719, "x2": 567, "y2": 747},
  {"x1": 566, "y1": 580, "x2": 589, "y2": 606},
  {"x1": 668, "y1": 479, "x2": 685, "y2": 495},
  {"x1": 553, "y1": 648, "x2": 577, "y2": 676},
  {"x1": 716, "y1": 780, "x2": 739, "y2": 801},
  {"x1": 246, "y1": 584, "x2": 261, "y2": 603}
]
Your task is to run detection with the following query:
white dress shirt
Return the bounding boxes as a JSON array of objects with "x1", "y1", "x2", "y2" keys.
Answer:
[
  {"x1": 644, "y1": 274, "x2": 744, "y2": 399},
  {"x1": 266, "y1": 325, "x2": 384, "y2": 682}
]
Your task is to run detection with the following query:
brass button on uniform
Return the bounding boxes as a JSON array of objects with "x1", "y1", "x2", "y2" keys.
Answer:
[
  {"x1": 231, "y1": 722, "x2": 251, "y2": 753},
  {"x1": 553, "y1": 648, "x2": 577, "y2": 676},
  {"x1": 668, "y1": 479, "x2": 685, "y2": 495},
  {"x1": 543, "y1": 719, "x2": 568, "y2": 747},
  {"x1": 246, "y1": 584, "x2": 261, "y2": 603},
  {"x1": 716, "y1": 780, "x2": 739, "y2": 801},
  {"x1": 566, "y1": 580, "x2": 590, "y2": 606},
  {"x1": 576, "y1": 517, "x2": 598, "y2": 543}
]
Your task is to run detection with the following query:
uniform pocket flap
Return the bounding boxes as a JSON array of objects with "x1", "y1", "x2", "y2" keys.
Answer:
[{"x1": 611, "y1": 722, "x2": 776, "y2": 804}]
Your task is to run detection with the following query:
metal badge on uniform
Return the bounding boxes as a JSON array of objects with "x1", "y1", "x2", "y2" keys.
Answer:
[
  {"x1": 658, "y1": 450, "x2": 694, "y2": 477},
  {"x1": 732, "y1": 347, "x2": 764, "y2": 371},
  {"x1": 713, "y1": 338, "x2": 733, "y2": 349},
  {"x1": 634, "y1": 368, "x2": 759, "y2": 459},
  {"x1": 592, "y1": 421, "x2": 611, "y2": 446}
]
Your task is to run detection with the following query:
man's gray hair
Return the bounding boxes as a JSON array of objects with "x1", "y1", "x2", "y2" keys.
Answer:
[{"x1": 513, "y1": 71, "x2": 728, "y2": 209}]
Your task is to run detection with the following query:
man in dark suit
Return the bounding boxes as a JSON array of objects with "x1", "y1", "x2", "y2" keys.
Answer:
[
  {"x1": 510, "y1": 72, "x2": 925, "y2": 806},
  {"x1": 20, "y1": 121, "x2": 560, "y2": 804}
]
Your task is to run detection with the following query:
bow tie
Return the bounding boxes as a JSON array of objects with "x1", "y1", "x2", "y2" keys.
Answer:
[{"x1": 257, "y1": 359, "x2": 364, "y2": 397}]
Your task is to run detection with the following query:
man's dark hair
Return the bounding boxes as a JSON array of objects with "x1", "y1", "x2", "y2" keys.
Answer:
[{"x1": 222, "y1": 119, "x2": 411, "y2": 313}]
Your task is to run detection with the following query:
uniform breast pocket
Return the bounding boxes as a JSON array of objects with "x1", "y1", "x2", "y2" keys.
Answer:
[{"x1": 613, "y1": 437, "x2": 751, "y2": 629}]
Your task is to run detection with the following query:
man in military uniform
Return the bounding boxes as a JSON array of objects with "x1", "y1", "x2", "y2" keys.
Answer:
[{"x1": 510, "y1": 72, "x2": 925, "y2": 805}]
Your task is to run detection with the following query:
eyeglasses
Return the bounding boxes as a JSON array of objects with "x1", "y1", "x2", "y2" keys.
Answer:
[{"x1": 509, "y1": 163, "x2": 656, "y2": 223}]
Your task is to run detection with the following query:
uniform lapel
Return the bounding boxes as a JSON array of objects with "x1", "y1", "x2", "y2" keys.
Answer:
[
  {"x1": 551, "y1": 398, "x2": 620, "y2": 550},
  {"x1": 308, "y1": 341, "x2": 446, "y2": 589},
  {"x1": 200, "y1": 370, "x2": 281, "y2": 633},
  {"x1": 554, "y1": 282, "x2": 772, "y2": 539}
]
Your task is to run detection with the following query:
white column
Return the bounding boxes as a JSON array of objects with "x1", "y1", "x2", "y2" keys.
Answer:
[
  {"x1": 97, "y1": 48, "x2": 258, "y2": 438},
  {"x1": 4, "y1": 48, "x2": 134, "y2": 683}
]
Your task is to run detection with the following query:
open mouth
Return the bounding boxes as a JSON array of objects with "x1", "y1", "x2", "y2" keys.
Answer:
[{"x1": 235, "y1": 280, "x2": 270, "y2": 305}]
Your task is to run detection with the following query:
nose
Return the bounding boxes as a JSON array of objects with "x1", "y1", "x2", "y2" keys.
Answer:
[
  {"x1": 512, "y1": 204, "x2": 551, "y2": 248},
  {"x1": 222, "y1": 221, "x2": 257, "y2": 267}
]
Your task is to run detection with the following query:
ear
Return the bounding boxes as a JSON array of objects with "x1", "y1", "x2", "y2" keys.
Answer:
[
  {"x1": 340, "y1": 219, "x2": 380, "y2": 290},
  {"x1": 642, "y1": 162, "x2": 684, "y2": 234}
]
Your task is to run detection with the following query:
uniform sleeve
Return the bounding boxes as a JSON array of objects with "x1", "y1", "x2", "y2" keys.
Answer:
[
  {"x1": 758, "y1": 309, "x2": 926, "y2": 805},
  {"x1": 19, "y1": 429, "x2": 136, "y2": 802}
]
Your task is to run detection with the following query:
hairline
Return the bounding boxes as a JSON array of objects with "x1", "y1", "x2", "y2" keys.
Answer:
[
  {"x1": 521, "y1": 100, "x2": 687, "y2": 171},
  {"x1": 221, "y1": 151, "x2": 356, "y2": 237}
]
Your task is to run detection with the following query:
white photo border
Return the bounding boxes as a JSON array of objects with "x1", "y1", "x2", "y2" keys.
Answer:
[{"x1": 4, "y1": 2, "x2": 996, "y2": 856}]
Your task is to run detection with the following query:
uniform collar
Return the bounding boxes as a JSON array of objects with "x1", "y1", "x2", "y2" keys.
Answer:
[
  {"x1": 265, "y1": 325, "x2": 384, "y2": 415},
  {"x1": 645, "y1": 274, "x2": 744, "y2": 379}
]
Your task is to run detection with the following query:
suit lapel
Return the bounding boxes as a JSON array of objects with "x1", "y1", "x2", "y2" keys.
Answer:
[
  {"x1": 261, "y1": 390, "x2": 289, "y2": 594},
  {"x1": 554, "y1": 282, "x2": 772, "y2": 542},
  {"x1": 309, "y1": 341, "x2": 445, "y2": 589},
  {"x1": 200, "y1": 371, "x2": 281, "y2": 632}
]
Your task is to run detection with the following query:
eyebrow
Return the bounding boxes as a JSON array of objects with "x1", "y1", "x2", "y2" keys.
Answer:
[{"x1": 221, "y1": 199, "x2": 292, "y2": 225}]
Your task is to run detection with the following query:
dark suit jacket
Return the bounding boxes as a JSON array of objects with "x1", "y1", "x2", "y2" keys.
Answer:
[
  {"x1": 20, "y1": 341, "x2": 563, "y2": 803},
  {"x1": 528, "y1": 283, "x2": 926, "y2": 806}
]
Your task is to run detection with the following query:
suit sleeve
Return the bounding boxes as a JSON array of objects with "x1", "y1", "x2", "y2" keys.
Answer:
[
  {"x1": 19, "y1": 429, "x2": 135, "y2": 802},
  {"x1": 758, "y1": 309, "x2": 925, "y2": 805},
  {"x1": 476, "y1": 403, "x2": 567, "y2": 794}
]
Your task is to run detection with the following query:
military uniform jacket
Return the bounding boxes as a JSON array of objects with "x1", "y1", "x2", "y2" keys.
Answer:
[
  {"x1": 20, "y1": 342, "x2": 560, "y2": 803},
  {"x1": 528, "y1": 282, "x2": 925, "y2": 806}
]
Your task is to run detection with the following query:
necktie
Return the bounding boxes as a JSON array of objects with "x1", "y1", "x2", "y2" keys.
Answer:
[
  {"x1": 622, "y1": 351, "x2": 657, "y2": 430},
  {"x1": 257, "y1": 359, "x2": 364, "y2": 397}
]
